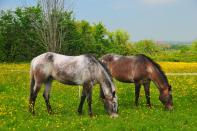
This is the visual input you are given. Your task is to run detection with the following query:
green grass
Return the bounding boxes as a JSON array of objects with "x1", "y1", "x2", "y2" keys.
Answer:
[
  {"x1": 152, "y1": 51, "x2": 197, "y2": 62},
  {"x1": 0, "y1": 64, "x2": 197, "y2": 130}
]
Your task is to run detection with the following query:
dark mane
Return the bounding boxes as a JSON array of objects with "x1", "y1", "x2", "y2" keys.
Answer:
[
  {"x1": 84, "y1": 54, "x2": 97, "y2": 63},
  {"x1": 98, "y1": 60, "x2": 113, "y2": 82},
  {"x1": 137, "y1": 54, "x2": 169, "y2": 84},
  {"x1": 84, "y1": 54, "x2": 113, "y2": 82}
]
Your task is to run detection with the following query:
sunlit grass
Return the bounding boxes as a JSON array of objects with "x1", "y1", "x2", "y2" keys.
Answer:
[
  {"x1": 0, "y1": 62, "x2": 197, "y2": 130},
  {"x1": 159, "y1": 62, "x2": 197, "y2": 73}
]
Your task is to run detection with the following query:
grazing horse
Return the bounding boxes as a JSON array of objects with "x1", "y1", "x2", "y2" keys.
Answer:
[
  {"x1": 100, "y1": 54, "x2": 173, "y2": 110},
  {"x1": 29, "y1": 52, "x2": 118, "y2": 117}
]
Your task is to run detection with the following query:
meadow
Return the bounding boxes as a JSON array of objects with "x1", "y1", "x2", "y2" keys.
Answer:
[{"x1": 0, "y1": 62, "x2": 197, "y2": 130}]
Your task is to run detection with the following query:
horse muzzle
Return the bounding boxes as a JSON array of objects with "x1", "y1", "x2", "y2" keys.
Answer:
[
  {"x1": 110, "y1": 113, "x2": 119, "y2": 118},
  {"x1": 166, "y1": 104, "x2": 173, "y2": 111}
]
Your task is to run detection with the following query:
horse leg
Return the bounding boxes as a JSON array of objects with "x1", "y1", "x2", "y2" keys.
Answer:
[
  {"x1": 99, "y1": 86, "x2": 105, "y2": 99},
  {"x1": 134, "y1": 83, "x2": 141, "y2": 106},
  {"x1": 86, "y1": 87, "x2": 93, "y2": 116},
  {"x1": 78, "y1": 86, "x2": 86, "y2": 115},
  {"x1": 29, "y1": 81, "x2": 42, "y2": 114},
  {"x1": 43, "y1": 80, "x2": 52, "y2": 114},
  {"x1": 143, "y1": 81, "x2": 151, "y2": 107}
]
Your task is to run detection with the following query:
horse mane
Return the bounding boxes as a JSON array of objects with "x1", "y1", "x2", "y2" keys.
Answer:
[
  {"x1": 137, "y1": 54, "x2": 169, "y2": 84},
  {"x1": 98, "y1": 60, "x2": 113, "y2": 82},
  {"x1": 84, "y1": 54, "x2": 113, "y2": 82}
]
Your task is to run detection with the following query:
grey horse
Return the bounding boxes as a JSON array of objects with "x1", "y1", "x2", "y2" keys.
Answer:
[{"x1": 29, "y1": 52, "x2": 118, "y2": 117}]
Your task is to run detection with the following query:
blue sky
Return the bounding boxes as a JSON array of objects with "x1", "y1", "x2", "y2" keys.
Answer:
[{"x1": 0, "y1": 0, "x2": 197, "y2": 41}]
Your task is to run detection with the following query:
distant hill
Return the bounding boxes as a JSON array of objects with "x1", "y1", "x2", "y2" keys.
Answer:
[{"x1": 157, "y1": 41, "x2": 192, "y2": 45}]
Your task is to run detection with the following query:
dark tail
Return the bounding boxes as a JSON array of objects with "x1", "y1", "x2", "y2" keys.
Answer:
[
  {"x1": 29, "y1": 66, "x2": 35, "y2": 112},
  {"x1": 30, "y1": 70, "x2": 35, "y2": 97}
]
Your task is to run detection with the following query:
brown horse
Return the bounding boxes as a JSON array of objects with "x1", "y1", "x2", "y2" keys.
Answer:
[
  {"x1": 100, "y1": 54, "x2": 173, "y2": 110},
  {"x1": 29, "y1": 52, "x2": 118, "y2": 117}
]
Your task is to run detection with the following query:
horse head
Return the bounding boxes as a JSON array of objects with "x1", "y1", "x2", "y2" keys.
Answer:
[
  {"x1": 159, "y1": 85, "x2": 173, "y2": 110},
  {"x1": 98, "y1": 58, "x2": 118, "y2": 118},
  {"x1": 103, "y1": 91, "x2": 118, "y2": 118}
]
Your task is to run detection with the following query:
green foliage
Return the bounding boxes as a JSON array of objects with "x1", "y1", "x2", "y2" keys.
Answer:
[
  {"x1": 0, "y1": 7, "x2": 135, "y2": 61},
  {"x1": 0, "y1": 7, "x2": 44, "y2": 62},
  {"x1": 0, "y1": 6, "x2": 196, "y2": 62},
  {"x1": 111, "y1": 29, "x2": 130, "y2": 45},
  {"x1": 151, "y1": 51, "x2": 197, "y2": 62},
  {"x1": 191, "y1": 40, "x2": 197, "y2": 52},
  {"x1": 134, "y1": 40, "x2": 162, "y2": 55},
  {"x1": 106, "y1": 30, "x2": 136, "y2": 55},
  {"x1": 170, "y1": 44, "x2": 190, "y2": 53},
  {"x1": 92, "y1": 22, "x2": 108, "y2": 56}
]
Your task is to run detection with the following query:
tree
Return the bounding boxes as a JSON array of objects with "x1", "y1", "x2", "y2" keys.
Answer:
[
  {"x1": 0, "y1": 7, "x2": 44, "y2": 62},
  {"x1": 36, "y1": 0, "x2": 65, "y2": 52},
  {"x1": 92, "y1": 22, "x2": 108, "y2": 56},
  {"x1": 0, "y1": 5, "x2": 136, "y2": 61},
  {"x1": 106, "y1": 29, "x2": 134, "y2": 55},
  {"x1": 0, "y1": 10, "x2": 14, "y2": 61},
  {"x1": 134, "y1": 40, "x2": 161, "y2": 54}
]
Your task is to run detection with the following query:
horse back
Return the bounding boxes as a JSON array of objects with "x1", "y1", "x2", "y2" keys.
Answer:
[
  {"x1": 31, "y1": 52, "x2": 101, "y2": 85},
  {"x1": 109, "y1": 55, "x2": 148, "y2": 82}
]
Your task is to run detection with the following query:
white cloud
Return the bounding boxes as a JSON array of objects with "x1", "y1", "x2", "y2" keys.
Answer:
[{"x1": 143, "y1": 0, "x2": 176, "y2": 5}]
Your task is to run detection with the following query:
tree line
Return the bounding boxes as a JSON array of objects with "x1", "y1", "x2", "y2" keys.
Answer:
[{"x1": 0, "y1": 6, "x2": 196, "y2": 62}]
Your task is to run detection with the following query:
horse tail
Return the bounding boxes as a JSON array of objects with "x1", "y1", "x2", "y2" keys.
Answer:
[
  {"x1": 29, "y1": 61, "x2": 35, "y2": 101},
  {"x1": 30, "y1": 71, "x2": 35, "y2": 96}
]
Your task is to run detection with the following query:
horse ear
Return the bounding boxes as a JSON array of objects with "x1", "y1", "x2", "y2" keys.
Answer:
[{"x1": 108, "y1": 56, "x2": 113, "y2": 62}]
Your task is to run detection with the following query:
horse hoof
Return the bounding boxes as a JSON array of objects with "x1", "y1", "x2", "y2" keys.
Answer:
[
  {"x1": 29, "y1": 109, "x2": 33, "y2": 113},
  {"x1": 166, "y1": 105, "x2": 173, "y2": 111},
  {"x1": 135, "y1": 102, "x2": 139, "y2": 107},
  {"x1": 89, "y1": 113, "x2": 93, "y2": 117},
  {"x1": 110, "y1": 113, "x2": 118, "y2": 118},
  {"x1": 78, "y1": 110, "x2": 83, "y2": 115},
  {"x1": 32, "y1": 111, "x2": 35, "y2": 115},
  {"x1": 147, "y1": 104, "x2": 152, "y2": 108},
  {"x1": 48, "y1": 110, "x2": 53, "y2": 114}
]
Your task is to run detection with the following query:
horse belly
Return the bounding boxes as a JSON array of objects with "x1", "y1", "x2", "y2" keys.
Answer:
[
  {"x1": 115, "y1": 76, "x2": 134, "y2": 83},
  {"x1": 112, "y1": 67, "x2": 134, "y2": 83},
  {"x1": 52, "y1": 72, "x2": 78, "y2": 85},
  {"x1": 52, "y1": 68, "x2": 88, "y2": 85}
]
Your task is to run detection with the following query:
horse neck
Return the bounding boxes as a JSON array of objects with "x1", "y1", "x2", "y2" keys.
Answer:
[
  {"x1": 98, "y1": 68, "x2": 115, "y2": 97},
  {"x1": 107, "y1": 61, "x2": 116, "y2": 73},
  {"x1": 150, "y1": 69, "x2": 169, "y2": 91}
]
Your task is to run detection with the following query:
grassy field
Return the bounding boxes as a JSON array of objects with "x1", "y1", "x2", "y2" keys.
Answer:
[{"x1": 0, "y1": 62, "x2": 197, "y2": 130}]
